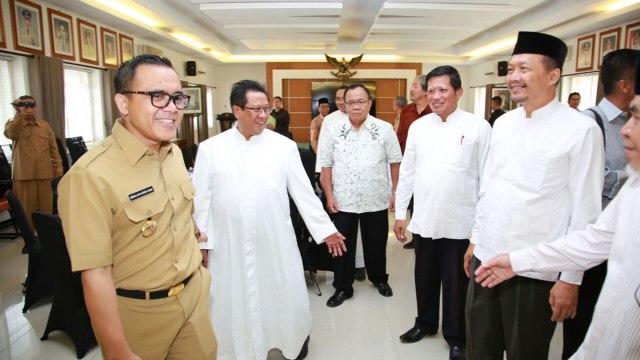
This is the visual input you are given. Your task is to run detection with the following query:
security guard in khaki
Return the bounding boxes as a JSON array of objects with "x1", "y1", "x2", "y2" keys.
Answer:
[
  {"x1": 4, "y1": 97, "x2": 62, "y2": 231},
  {"x1": 58, "y1": 55, "x2": 216, "y2": 360}
]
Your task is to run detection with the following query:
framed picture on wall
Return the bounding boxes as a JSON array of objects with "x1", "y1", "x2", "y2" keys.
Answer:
[
  {"x1": 575, "y1": 34, "x2": 595, "y2": 72},
  {"x1": 119, "y1": 33, "x2": 134, "y2": 63},
  {"x1": 0, "y1": 2, "x2": 7, "y2": 48},
  {"x1": 183, "y1": 87, "x2": 202, "y2": 114},
  {"x1": 101, "y1": 28, "x2": 118, "y2": 68},
  {"x1": 9, "y1": 0, "x2": 44, "y2": 55},
  {"x1": 598, "y1": 28, "x2": 621, "y2": 68},
  {"x1": 47, "y1": 8, "x2": 74, "y2": 60},
  {"x1": 77, "y1": 18, "x2": 98, "y2": 65},
  {"x1": 626, "y1": 21, "x2": 640, "y2": 50}
]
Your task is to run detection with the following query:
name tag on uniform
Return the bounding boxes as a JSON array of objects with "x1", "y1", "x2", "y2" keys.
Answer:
[{"x1": 128, "y1": 186, "x2": 154, "y2": 201}]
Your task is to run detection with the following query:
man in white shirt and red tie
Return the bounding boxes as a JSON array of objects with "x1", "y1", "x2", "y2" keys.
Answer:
[
  {"x1": 394, "y1": 65, "x2": 491, "y2": 360},
  {"x1": 464, "y1": 32, "x2": 604, "y2": 359}
]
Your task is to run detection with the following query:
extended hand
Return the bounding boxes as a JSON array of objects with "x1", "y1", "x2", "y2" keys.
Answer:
[
  {"x1": 473, "y1": 253, "x2": 516, "y2": 287},
  {"x1": 393, "y1": 220, "x2": 407, "y2": 243},
  {"x1": 324, "y1": 232, "x2": 347, "y2": 257},
  {"x1": 549, "y1": 281, "x2": 578, "y2": 322}
]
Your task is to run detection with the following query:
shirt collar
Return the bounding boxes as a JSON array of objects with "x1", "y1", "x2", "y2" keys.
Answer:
[
  {"x1": 432, "y1": 108, "x2": 461, "y2": 123},
  {"x1": 112, "y1": 119, "x2": 173, "y2": 165},
  {"x1": 598, "y1": 97, "x2": 625, "y2": 122},
  {"x1": 530, "y1": 99, "x2": 560, "y2": 119}
]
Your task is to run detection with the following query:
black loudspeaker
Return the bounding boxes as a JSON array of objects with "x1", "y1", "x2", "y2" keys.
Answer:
[
  {"x1": 497, "y1": 61, "x2": 508, "y2": 76},
  {"x1": 186, "y1": 61, "x2": 197, "y2": 76}
]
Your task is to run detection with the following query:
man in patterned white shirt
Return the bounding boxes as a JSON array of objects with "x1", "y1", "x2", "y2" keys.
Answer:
[
  {"x1": 319, "y1": 84, "x2": 402, "y2": 307},
  {"x1": 394, "y1": 65, "x2": 491, "y2": 360}
]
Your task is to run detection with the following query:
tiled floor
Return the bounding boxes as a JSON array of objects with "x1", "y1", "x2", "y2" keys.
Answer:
[{"x1": 0, "y1": 224, "x2": 563, "y2": 359}]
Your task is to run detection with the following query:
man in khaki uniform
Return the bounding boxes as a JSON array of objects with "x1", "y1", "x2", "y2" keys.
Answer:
[
  {"x1": 58, "y1": 54, "x2": 217, "y2": 360},
  {"x1": 4, "y1": 96, "x2": 62, "y2": 234}
]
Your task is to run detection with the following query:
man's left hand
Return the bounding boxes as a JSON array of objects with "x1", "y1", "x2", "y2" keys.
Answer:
[
  {"x1": 200, "y1": 249, "x2": 209, "y2": 268},
  {"x1": 323, "y1": 232, "x2": 347, "y2": 257},
  {"x1": 549, "y1": 281, "x2": 579, "y2": 322}
]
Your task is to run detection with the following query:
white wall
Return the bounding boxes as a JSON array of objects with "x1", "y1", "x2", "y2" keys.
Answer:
[{"x1": 209, "y1": 63, "x2": 267, "y2": 115}]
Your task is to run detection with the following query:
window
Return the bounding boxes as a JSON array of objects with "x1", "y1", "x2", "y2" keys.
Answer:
[
  {"x1": 560, "y1": 74, "x2": 599, "y2": 111},
  {"x1": 63, "y1": 66, "x2": 104, "y2": 147},
  {"x1": 0, "y1": 58, "x2": 15, "y2": 146},
  {"x1": 473, "y1": 87, "x2": 486, "y2": 119}
]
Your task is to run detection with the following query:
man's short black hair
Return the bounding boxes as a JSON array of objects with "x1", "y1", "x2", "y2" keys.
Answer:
[
  {"x1": 568, "y1": 92, "x2": 581, "y2": 101},
  {"x1": 114, "y1": 54, "x2": 174, "y2": 94},
  {"x1": 600, "y1": 49, "x2": 640, "y2": 96},
  {"x1": 343, "y1": 84, "x2": 371, "y2": 101},
  {"x1": 425, "y1": 65, "x2": 462, "y2": 90},
  {"x1": 491, "y1": 96, "x2": 502, "y2": 105},
  {"x1": 273, "y1": 96, "x2": 282, "y2": 101},
  {"x1": 230, "y1": 80, "x2": 268, "y2": 108}
]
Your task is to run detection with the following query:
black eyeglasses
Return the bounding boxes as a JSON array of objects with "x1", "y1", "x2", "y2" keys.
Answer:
[{"x1": 121, "y1": 91, "x2": 191, "y2": 110}]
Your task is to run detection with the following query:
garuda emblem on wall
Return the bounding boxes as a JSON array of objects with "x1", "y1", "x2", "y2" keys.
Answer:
[{"x1": 325, "y1": 54, "x2": 364, "y2": 81}]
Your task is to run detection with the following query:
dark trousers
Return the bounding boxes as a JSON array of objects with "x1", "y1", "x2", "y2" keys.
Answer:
[
  {"x1": 562, "y1": 261, "x2": 607, "y2": 359},
  {"x1": 466, "y1": 256, "x2": 556, "y2": 360},
  {"x1": 414, "y1": 235, "x2": 468, "y2": 347},
  {"x1": 332, "y1": 210, "x2": 389, "y2": 292}
]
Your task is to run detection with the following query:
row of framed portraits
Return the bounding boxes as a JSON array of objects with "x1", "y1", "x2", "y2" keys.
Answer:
[
  {"x1": 576, "y1": 22, "x2": 640, "y2": 72},
  {"x1": 0, "y1": 0, "x2": 134, "y2": 68}
]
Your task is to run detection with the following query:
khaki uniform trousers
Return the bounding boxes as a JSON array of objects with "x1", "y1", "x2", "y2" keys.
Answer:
[
  {"x1": 117, "y1": 266, "x2": 217, "y2": 359},
  {"x1": 13, "y1": 179, "x2": 54, "y2": 232}
]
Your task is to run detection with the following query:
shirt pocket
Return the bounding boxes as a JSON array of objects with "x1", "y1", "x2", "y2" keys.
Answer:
[
  {"x1": 123, "y1": 191, "x2": 169, "y2": 224},
  {"x1": 36, "y1": 133, "x2": 51, "y2": 152},
  {"x1": 180, "y1": 181, "x2": 195, "y2": 201}
]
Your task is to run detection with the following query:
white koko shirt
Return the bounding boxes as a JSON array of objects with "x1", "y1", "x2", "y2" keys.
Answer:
[
  {"x1": 510, "y1": 166, "x2": 640, "y2": 360},
  {"x1": 319, "y1": 115, "x2": 402, "y2": 213},
  {"x1": 395, "y1": 108, "x2": 492, "y2": 240},
  {"x1": 472, "y1": 99, "x2": 604, "y2": 284}
]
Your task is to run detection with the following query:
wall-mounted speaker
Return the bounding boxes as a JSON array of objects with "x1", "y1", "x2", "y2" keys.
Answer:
[
  {"x1": 186, "y1": 61, "x2": 197, "y2": 76},
  {"x1": 497, "y1": 61, "x2": 508, "y2": 76}
]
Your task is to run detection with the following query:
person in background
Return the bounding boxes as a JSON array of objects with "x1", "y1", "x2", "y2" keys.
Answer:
[
  {"x1": 271, "y1": 95, "x2": 291, "y2": 139},
  {"x1": 487, "y1": 96, "x2": 505, "y2": 127},
  {"x1": 58, "y1": 54, "x2": 217, "y2": 359},
  {"x1": 464, "y1": 32, "x2": 604, "y2": 360},
  {"x1": 397, "y1": 75, "x2": 432, "y2": 250},
  {"x1": 393, "y1": 95, "x2": 408, "y2": 133},
  {"x1": 4, "y1": 96, "x2": 62, "y2": 240},
  {"x1": 194, "y1": 80, "x2": 345, "y2": 360},
  {"x1": 310, "y1": 97, "x2": 330, "y2": 154},
  {"x1": 568, "y1": 92, "x2": 582, "y2": 110}
]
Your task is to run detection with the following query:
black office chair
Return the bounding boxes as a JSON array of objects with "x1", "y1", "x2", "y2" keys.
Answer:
[
  {"x1": 33, "y1": 211, "x2": 97, "y2": 359},
  {"x1": 0, "y1": 146, "x2": 20, "y2": 239},
  {"x1": 51, "y1": 177, "x2": 62, "y2": 215},
  {"x1": 66, "y1": 137, "x2": 88, "y2": 164},
  {"x1": 6, "y1": 191, "x2": 53, "y2": 312},
  {"x1": 55, "y1": 137, "x2": 71, "y2": 173},
  {"x1": 180, "y1": 145, "x2": 195, "y2": 169}
]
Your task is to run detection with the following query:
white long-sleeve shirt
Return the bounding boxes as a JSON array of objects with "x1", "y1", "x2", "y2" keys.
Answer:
[
  {"x1": 395, "y1": 108, "x2": 491, "y2": 240},
  {"x1": 510, "y1": 166, "x2": 640, "y2": 360},
  {"x1": 472, "y1": 99, "x2": 604, "y2": 284}
]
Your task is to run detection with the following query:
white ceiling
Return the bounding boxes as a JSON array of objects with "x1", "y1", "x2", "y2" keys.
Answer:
[{"x1": 48, "y1": 0, "x2": 640, "y2": 64}]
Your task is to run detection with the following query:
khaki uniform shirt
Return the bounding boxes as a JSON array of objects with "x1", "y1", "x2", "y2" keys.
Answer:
[
  {"x1": 4, "y1": 118, "x2": 62, "y2": 180},
  {"x1": 58, "y1": 119, "x2": 201, "y2": 291}
]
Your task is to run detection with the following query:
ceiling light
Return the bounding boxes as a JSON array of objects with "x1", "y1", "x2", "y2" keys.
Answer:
[
  {"x1": 200, "y1": 2, "x2": 342, "y2": 10},
  {"x1": 92, "y1": 0, "x2": 161, "y2": 27},
  {"x1": 601, "y1": 0, "x2": 640, "y2": 11},
  {"x1": 464, "y1": 37, "x2": 517, "y2": 58},
  {"x1": 171, "y1": 33, "x2": 206, "y2": 49},
  {"x1": 209, "y1": 51, "x2": 224, "y2": 58}
]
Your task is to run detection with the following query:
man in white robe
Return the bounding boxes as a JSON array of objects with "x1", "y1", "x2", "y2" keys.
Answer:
[
  {"x1": 473, "y1": 66, "x2": 640, "y2": 359},
  {"x1": 194, "y1": 80, "x2": 346, "y2": 360}
]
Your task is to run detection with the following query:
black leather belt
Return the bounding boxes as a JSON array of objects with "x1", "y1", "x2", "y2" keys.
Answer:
[{"x1": 116, "y1": 273, "x2": 194, "y2": 300}]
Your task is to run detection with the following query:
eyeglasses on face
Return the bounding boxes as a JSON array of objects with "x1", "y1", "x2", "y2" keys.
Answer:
[
  {"x1": 242, "y1": 106, "x2": 271, "y2": 115},
  {"x1": 121, "y1": 91, "x2": 191, "y2": 110},
  {"x1": 345, "y1": 100, "x2": 370, "y2": 107}
]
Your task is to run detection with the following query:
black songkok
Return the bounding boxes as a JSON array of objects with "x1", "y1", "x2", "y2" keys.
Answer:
[
  {"x1": 512, "y1": 31, "x2": 568, "y2": 69},
  {"x1": 318, "y1": 97, "x2": 329, "y2": 104}
]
